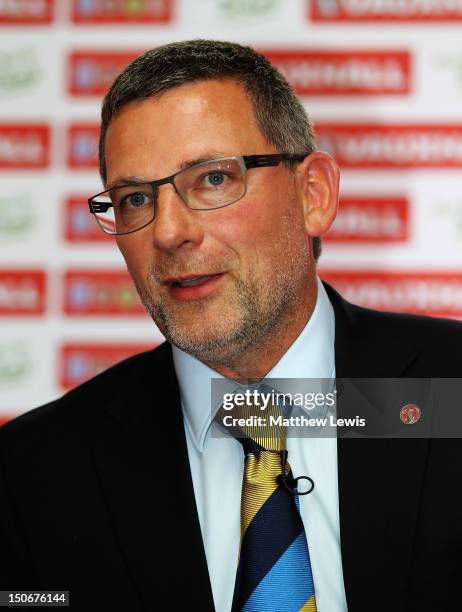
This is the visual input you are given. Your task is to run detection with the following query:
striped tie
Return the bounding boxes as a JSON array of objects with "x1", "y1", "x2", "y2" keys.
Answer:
[{"x1": 227, "y1": 398, "x2": 317, "y2": 612}]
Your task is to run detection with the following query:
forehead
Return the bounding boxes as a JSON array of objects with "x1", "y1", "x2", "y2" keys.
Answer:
[{"x1": 104, "y1": 79, "x2": 273, "y2": 182}]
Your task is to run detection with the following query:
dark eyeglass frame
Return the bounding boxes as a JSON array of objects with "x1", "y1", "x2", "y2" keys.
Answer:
[{"x1": 88, "y1": 153, "x2": 309, "y2": 235}]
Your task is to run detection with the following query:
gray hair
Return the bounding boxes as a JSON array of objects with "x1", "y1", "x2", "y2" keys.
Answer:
[{"x1": 99, "y1": 39, "x2": 322, "y2": 260}]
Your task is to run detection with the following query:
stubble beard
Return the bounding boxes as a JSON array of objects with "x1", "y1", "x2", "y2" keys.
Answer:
[{"x1": 131, "y1": 209, "x2": 312, "y2": 370}]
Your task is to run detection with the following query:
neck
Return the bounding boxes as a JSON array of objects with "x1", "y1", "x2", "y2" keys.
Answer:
[{"x1": 206, "y1": 280, "x2": 318, "y2": 381}]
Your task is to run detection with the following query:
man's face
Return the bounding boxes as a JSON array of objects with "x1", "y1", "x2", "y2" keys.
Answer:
[{"x1": 104, "y1": 79, "x2": 313, "y2": 367}]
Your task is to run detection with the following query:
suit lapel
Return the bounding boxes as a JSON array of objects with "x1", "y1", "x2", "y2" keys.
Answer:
[
  {"x1": 90, "y1": 344, "x2": 215, "y2": 611},
  {"x1": 324, "y1": 283, "x2": 429, "y2": 610},
  {"x1": 86, "y1": 284, "x2": 429, "y2": 611}
]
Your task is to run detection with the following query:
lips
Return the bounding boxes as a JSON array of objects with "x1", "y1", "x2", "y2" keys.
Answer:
[
  {"x1": 164, "y1": 272, "x2": 225, "y2": 301},
  {"x1": 171, "y1": 275, "x2": 217, "y2": 288}
]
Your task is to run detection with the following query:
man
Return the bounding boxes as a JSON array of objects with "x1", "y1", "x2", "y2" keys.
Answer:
[{"x1": 1, "y1": 40, "x2": 461, "y2": 612}]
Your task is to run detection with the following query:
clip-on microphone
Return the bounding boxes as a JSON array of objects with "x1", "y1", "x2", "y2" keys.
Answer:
[{"x1": 278, "y1": 450, "x2": 315, "y2": 496}]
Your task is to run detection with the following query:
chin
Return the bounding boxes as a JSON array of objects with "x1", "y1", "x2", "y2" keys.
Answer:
[{"x1": 164, "y1": 320, "x2": 245, "y2": 362}]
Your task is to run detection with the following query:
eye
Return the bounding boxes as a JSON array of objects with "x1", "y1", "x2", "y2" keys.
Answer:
[
  {"x1": 120, "y1": 192, "x2": 151, "y2": 208},
  {"x1": 204, "y1": 172, "x2": 226, "y2": 187}
]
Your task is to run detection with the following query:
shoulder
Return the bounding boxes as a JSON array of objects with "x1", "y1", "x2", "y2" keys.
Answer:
[
  {"x1": 361, "y1": 304, "x2": 461, "y2": 372},
  {"x1": 354, "y1": 298, "x2": 462, "y2": 343},
  {"x1": 323, "y1": 281, "x2": 462, "y2": 376},
  {"x1": 0, "y1": 341, "x2": 173, "y2": 447}
]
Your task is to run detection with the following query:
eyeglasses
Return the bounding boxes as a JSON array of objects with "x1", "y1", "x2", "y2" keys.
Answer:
[{"x1": 88, "y1": 153, "x2": 308, "y2": 235}]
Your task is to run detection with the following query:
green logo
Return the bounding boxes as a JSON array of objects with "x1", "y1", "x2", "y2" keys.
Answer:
[
  {"x1": 0, "y1": 48, "x2": 40, "y2": 96},
  {"x1": 219, "y1": 0, "x2": 280, "y2": 17},
  {"x1": 435, "y1": 54, "x2": 462, "y2": 96},
  {"x1": 433, "y1": 200, "x2": 462, "y2": 240},
  {"x1": 118, "y1": 284, "x2": 139, "y2": 308},
  {"x1": 0, "y1": 343, "x2": 32, "y2": 387},
  {"x1": 452, "y1": 59, "x2": 462, "y2": 93},
  {"x1": 125, "y1": 0, "x2": 144, "y2": 14},
  {"x1": 0, "y1": 194, "x2": 36, "y2": 239}
]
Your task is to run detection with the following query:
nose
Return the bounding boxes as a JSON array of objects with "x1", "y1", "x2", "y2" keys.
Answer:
[{"x1": 151, "y1": 183, "x2": 205, "y2": 253}]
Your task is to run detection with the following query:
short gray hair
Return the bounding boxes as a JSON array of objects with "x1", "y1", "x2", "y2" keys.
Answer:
[{"x1": 99, "y1": 39, "x2": 322, "y2": 260}]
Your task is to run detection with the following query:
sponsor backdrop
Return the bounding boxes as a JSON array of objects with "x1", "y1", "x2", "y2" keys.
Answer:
[{"x1": 1, "y1": 0, "x2": 462, "y2": 420}]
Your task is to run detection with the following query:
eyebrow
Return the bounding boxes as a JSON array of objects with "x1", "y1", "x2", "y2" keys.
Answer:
[
  {"x1": 106, "y1": 176, "x2": 147, "y2": 191},
  {"x1": 106, "y1": 152, "x2": 232, "y2": 190},
  {"x1": 179, "y1": 151, "x2": 226, "y2": 170}
]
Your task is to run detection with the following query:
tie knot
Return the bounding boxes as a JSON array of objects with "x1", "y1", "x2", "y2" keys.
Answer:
[{"x1": 215, "y1": 389, "x2": 289, "y2": 454}]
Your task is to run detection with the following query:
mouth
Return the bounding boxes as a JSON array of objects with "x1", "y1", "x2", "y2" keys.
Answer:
[
  {"x1": 168, "y1": 274, "x2": 219, "y2": 288},
  {"x1": 164, "y1": 273, "x2": 225, "y2": 301}
]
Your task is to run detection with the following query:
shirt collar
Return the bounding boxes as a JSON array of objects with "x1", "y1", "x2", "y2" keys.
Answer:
[{"x1": 172, "y1": 277, "x2": 335, "y2": 452}]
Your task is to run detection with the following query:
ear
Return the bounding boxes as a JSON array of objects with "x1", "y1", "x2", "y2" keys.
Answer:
[{"x1": 295, "y1": 151, "x2": 340, "y2": 238}]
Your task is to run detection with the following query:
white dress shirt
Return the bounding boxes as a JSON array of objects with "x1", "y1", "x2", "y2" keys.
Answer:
[{"x1": 172, "y1": 277, "x2": 348, "y2": 612}]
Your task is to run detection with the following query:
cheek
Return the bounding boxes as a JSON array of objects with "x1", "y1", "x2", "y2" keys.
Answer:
[
  {"x1": 214, "y1": 191, "x2": 282, "y2": 242},
  {"x1": 212, "y1": 202, "x2": 268, "y2": 260},
  {"x1": 116, "y1": 234, "x2": 150, "y2": 277},
  {"x1": 211, "y1": 198, "x2": 290, "y2": 275}
]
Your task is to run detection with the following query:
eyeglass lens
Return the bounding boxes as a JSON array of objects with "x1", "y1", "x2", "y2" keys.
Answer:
[{"x1": 91, "y1": 157, "x2": 246, "y2": 235}]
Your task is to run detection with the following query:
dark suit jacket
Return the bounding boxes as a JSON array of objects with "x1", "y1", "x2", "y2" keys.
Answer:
[{"x1": 1, "y1": 283, "x2": 461, "y2": 611}]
